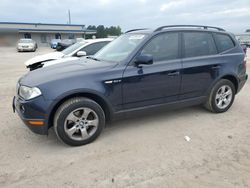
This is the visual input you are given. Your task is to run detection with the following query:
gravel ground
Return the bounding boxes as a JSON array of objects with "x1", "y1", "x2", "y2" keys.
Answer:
[{"x1": 0, "y1": 47, "x2": 249, "y2": 188}]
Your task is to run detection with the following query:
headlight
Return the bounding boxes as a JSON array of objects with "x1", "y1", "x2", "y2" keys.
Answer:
[{"x1": 19, "y1": 85, "x2": 42, "y2": 100}]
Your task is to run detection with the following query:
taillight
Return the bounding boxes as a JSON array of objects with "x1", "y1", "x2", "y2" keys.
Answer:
[
  {"x1": 244, "y1": 47, "x2": 247, "y2": 54},
  {"x1": 244, "y1": 55, "x2": 247, "y2": 68}
]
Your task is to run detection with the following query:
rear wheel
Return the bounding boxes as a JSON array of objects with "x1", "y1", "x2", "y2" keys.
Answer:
[
  {"x1": 54, "y1": 97, "x2": 105, "y2": 146},
  {"x1": 205, "y1": 79, "x2": 235, "y2": 113}
]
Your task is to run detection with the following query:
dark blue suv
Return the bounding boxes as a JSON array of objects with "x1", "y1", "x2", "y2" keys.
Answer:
[{"x1": 13, "y1": 25, "x2": 248, "y2": 146}]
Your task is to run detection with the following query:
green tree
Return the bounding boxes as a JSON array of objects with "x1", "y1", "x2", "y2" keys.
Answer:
[
  {"x1": 85, "y1": 25, "x2": 97, "y2": 39},
  {"x1": 96, "y1": 25, "x2": 107, "y2": 38},
  {"x1": 246, "y1": 29, "x2": 250, "y2": 32},
  {"x1": 86, "y1": 25, "x2": 122, "y2": 38}
]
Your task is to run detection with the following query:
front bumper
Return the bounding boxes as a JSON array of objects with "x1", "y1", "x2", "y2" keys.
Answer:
[{"x1": 12, "y1": 96, "x2": 49, "y2": 135}]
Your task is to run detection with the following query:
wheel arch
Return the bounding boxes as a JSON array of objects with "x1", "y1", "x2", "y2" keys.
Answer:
[
  {"x1": 47, "y1": 91, "x2": 113, "y2": 129},
  {"x1": 205, "y1": 74, "x2": 239, "y2": 97},
  {"x1": 221, "y1": 74, "x2": 239, "y2": 92}
]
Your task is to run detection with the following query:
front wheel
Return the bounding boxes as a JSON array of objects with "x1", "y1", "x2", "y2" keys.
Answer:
[
  {"x1": 204, "y1": 79, "x2": 235, "y2": 113},
  {"x1": 54, "y1": 97, "x2": 105, "y2": 146}
]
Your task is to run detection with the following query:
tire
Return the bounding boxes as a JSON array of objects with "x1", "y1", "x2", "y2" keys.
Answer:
[
  {"x1": 204, "y1": 79, "x2": 235, "y2": 113},
  {"x1": 54, "y1": 97, "x2": 105, "y2": 146}
]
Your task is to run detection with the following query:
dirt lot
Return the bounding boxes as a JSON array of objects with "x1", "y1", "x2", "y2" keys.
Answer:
[{"x1": 0, "y1": 47, "x2": 249, "y2": 188}]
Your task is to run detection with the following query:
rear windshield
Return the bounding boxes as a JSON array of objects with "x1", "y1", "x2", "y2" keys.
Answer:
[{"x1": 19, "y1": 39, "x2": 32, "y2": 43}]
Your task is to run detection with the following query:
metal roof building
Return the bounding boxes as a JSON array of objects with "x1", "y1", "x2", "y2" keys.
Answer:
[{"x1": 0, "y1": 22, "x2": 96, "y2": 46}]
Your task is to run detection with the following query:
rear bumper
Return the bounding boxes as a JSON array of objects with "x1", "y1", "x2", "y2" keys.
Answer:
[
  {"x1": 17, "y1": 47, "x2": 34, "y2": 51},
  {"x1": 238, "y1": 74, "x2": 248, "y2": 93},
  {"x1": 12, "y1": 96, "x2": 48, "y2": 135}
]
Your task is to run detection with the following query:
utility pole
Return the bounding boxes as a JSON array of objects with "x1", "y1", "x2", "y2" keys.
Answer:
[{"x1": 68, "y1": 9, "x2": 71, "y2": 24}]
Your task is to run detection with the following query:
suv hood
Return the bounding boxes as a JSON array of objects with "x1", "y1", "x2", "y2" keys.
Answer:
[
  {"x1": 24, "y1": 52, "x2": 64, "y2": 66},
  {"x1": 20, "y1": 58, "x2": 118, "y2": 86}
]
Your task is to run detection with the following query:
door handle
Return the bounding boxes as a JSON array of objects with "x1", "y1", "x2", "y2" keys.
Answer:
[
  {"x1": 211, "y1": 65, "x2": 221, "y2": 69},
  {"x1": 168, "y1": 71, "x2": 180, "y2": 76}
]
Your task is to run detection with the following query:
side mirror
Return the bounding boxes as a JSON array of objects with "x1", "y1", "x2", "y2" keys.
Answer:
[
  {"x1": 76, "y1": 51, "x2": 87, "y2": 57},
  {"x1": 135, "y1": 54, "x2": 153, "y2": 66}
]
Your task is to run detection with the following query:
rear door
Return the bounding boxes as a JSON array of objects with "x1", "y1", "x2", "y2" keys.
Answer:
[{"x1": 180, "y1": 31, "x2": 220, "y2": 99}]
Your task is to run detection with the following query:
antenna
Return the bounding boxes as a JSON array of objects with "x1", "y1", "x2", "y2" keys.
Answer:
[{"x1": 68, "y1": 9, "x2": 71, "y2": 24}]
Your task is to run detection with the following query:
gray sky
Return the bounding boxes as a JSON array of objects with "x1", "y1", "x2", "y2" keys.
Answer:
[{"x1": 0, "y1": 0, "x2": 249, "y2": 33}]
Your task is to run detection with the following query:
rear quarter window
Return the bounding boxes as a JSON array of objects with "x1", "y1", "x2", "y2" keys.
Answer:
[{"x1": 214, "y1": 33, "x2": 235, "y2": 53}]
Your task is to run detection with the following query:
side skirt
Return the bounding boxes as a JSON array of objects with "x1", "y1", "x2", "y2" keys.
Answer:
[{"x1": 112, "y1": 96, "x2": 207, "y2": 121}]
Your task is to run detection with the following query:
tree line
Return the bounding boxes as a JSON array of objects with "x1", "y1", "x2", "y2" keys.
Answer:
[{"x1": 86, "y1": 25, "x2": 122, "y2": 39}]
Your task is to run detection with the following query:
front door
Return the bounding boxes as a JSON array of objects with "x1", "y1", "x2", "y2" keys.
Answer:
[{"x1": 122, "y1": 32, "x2": 182, "y2": 109}]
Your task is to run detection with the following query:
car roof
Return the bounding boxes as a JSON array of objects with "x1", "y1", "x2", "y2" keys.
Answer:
[{"x1": 126, "y1": 25, "x2": 228, "y2": 35}]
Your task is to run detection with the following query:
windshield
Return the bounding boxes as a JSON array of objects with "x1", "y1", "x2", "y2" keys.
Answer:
[
  {"x1": 94, "y1": 34, "x2": 147, "y2": 62},
  {"x1": 19, "y1": 39, "x2": 32, "y2": 43},
  {"x1": 62, "y1": 42, "x2": 87, "y2": 55}
]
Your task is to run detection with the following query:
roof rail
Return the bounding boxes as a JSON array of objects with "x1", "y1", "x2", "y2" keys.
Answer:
[
  {"x1": 125, "y1": 28, "x2": 149, "y2": 33},
  {"x1": 154, "y1": 25, "x2": 225, "y2": 32}
]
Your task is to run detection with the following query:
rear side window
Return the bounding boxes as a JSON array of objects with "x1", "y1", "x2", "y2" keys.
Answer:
[
  {"x1": 214, "y1": 33, "x2": 235, "y2": 52},
  {"x1": 183, "y1": 32, "x2": 217, "y2": 58},
  {"x1": 141, "y1": 32, "x2": 179, "y2": 62}
]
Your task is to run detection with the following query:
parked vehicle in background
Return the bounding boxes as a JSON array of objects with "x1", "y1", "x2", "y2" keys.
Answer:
[
  {"x1": 17, "y1": 39, "x2": 37, "y2": 52},
  {"x1": 25, "y1": 38, "x2": 113, "y2": 70},
  {"x1": 56, "y1": 39, "x2": 76, "y2": 51},
  {"x1": 13, "y1": 25, "x2": 248, "y2": 146},
  {"x1": 50, "y1": 39, "x2": 61, "y2": 49},
  {"x1": 238, "y1": 35, "x2": 250, "y2": 47},
  {"x1": 76, "y1": 38, "x2": 85, "y2": 42}
]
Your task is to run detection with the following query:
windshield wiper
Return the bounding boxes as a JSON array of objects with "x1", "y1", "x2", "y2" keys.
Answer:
[{"x1": 86, "y1": 56, "x2": 100, "y2": 61}]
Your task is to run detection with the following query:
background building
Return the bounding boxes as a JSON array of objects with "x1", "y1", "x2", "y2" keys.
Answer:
[{"x1": 0, "y1": 22, "x2": 96, "y2": 46}]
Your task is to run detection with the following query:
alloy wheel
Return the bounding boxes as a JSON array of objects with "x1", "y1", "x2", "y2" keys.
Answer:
[
  {"x1": 215, "y1": 85, "x2": 233, "y2": 109},
  {"x1": 64, "y1": 107, "x2": 99, "y2": 141}
]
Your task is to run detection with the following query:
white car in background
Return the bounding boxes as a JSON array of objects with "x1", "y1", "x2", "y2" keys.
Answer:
[
  {"x1": 17, "y1": 39, "x2": 37, "y2": 52},
  {"x1": 25, "y1": 38, "x2": 113, "y2": 70}
]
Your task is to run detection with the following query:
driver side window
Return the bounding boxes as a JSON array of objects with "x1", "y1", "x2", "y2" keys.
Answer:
[{"x1": 141, "y1": 32, "x2": 179, "y2": 62}]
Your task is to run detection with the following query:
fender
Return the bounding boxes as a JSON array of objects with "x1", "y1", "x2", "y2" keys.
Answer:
[
  {"x1": 204, "y1": 73, "x2": 239, "y2": 97},
  {"x1": 45, "y1": 88, "x2": 115, "y2": 128}
]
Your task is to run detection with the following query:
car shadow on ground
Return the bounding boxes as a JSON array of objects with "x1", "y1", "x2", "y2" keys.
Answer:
[
  {"x1": 45, "y1": 105, "x2": 212, "y2": 147},
  {"x1": 105, "y1": 105, "x2": 210, "y2": 131}
]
